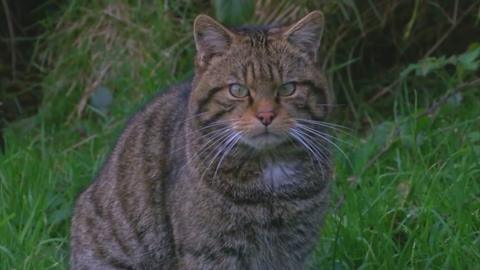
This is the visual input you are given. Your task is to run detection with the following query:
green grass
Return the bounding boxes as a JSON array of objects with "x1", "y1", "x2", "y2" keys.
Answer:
[
  {"x1": 2, "y1": 87, "x2": 479, "y2": 269},
  {"x1": 1, "y1": 1, "x2": 479, "y2": 269},
  {"x1": 313, "y1": 91, "x2": 480, "y2": 269}
]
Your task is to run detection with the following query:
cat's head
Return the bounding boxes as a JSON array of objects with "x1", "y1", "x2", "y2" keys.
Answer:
[{"x1": 189, "y1": 11, "x2": 332, "y2": 150}]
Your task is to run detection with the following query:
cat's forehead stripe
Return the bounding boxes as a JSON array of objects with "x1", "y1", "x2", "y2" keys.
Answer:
[
  {"x1": 241, "y1": 59, "x2": 281, "y2": 85},
  {"x1": 263, "y1": 62, "x2": 281, "y2": 82},
  {"x1": 245, "y1": 62, "x2": 254, "y2": 85},
  {"x1": 234, "y1": 27, "x2": 269, "y2": 48},
  {"x1": 248, "y1": 31, "x2": 268, "y2": 48}
]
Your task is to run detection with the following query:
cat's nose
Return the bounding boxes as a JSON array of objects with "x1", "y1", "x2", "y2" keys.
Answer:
[{"x1": 256, "y1": 111, "x2": 277, "y2": 126}]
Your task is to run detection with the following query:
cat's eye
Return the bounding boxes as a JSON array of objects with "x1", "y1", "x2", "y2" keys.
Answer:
[
  {"x1": 278, "y1": 82, "x2": 297, "y2": 97},
  {"x1": 228, "y1": 83, "x2": 250, "y2": 98}
]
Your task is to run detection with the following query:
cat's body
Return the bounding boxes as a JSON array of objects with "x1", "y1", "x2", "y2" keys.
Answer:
[{"x1": 71, "y1": 11, "x2": 333, "y2": 270}]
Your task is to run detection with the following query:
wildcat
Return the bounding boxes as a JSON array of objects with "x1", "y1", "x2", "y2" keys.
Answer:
[{"x1": 70, "y1": 11, "x2": 334, "y2": 270}]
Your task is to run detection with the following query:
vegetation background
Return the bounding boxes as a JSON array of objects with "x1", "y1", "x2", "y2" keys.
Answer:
[{"x1": 1, "y1": 0, "x2": 479, "y2": 269}]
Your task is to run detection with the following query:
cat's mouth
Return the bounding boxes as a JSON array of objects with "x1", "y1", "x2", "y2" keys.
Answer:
[{"x1": 243, "y1": 130, "x2": 286, "y2": 149}]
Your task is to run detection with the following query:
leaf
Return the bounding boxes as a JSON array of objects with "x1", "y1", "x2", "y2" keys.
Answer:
[
  {"x1": 473, "y1": 146, "x2": 480, "y2": 158},
  {"x1": 446, "y1": 92, "x2": 463, "y2": 107},
  {"x1": 401, "y1": 56, "x2": 455, "y2": 77},
  {"x1": 90, "y1": 86, "x2": 113, "y2": 113},
  {"x1": 350, "y1": 121, "x2": 394, "y2": 174},
  {"x1": 415, "y1": 57, "x2": 449, "y2": 76},
  {"x1": 213, "y1": 0, "x2": 254, "y2": 26},
  {"x1": 468, "y1": 131, "x2": 480, "y2": 143},
  {"x1": 457, "y1": 47, "x2": 480, "y2": 71},
  {"x1": 50, "y1": 205, "x2": 72, "y2": 224},
  {"x1": 372, "y1": 121, "x2": 395, "y2": 147},
  {"x1": 351, "y1": 141, "x2": 372, "y2": 174},
  {"x1": 400, "y1": 63, "x2": 417, "y2": 78}
]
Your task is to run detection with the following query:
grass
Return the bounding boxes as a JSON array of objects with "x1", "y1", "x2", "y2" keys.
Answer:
[
  {"x1": 2, "y1": 85, "x2": 479, "y2": 269},
  {"x1": 1, "y1": 0, "x2": 479, "y2": 269},
  {"x1": 313, "y1": 90, "x2": 480, "y2": 269}
]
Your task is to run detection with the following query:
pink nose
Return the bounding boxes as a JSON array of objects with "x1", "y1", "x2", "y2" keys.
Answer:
[{"x1": 256, "y1": 111, "x2": 276, "y2": 126}]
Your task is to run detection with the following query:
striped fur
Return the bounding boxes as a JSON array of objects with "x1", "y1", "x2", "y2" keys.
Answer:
[{"x1": 71, "y1": 11, "x2": 333, "y2": 269}]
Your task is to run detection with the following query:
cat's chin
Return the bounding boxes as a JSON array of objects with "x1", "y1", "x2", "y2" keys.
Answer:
[{"x1": 241, "y1": 132, "x2": 288, "y2": 150}]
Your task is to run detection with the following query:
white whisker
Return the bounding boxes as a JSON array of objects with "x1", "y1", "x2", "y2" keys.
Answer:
[
  {"x1": 200, "y1": 130, "x2": 239, "y2": 180},
  {"x1": 296, "y1": 124, "x2": 350, "y2": 164},
  {"x1": 169, "y1": 125, "x2": 231, "y2": 155},
  {"x1": 289, "y1": 129, "x2": 326, "y2": 176},
  {"x1": 295, "y1": 118, "x2": 352, "y2": 135},
  {"x1": 213, "y1": 132, "x2": 242, "y2": 179},
  {"x1": 177, "y1": 127, "x2": 233, "y2": 172}
]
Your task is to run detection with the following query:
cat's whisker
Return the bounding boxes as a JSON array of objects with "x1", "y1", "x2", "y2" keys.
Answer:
[
  {"x1": 315, "y1": 103, "x2": 347, "y2": 108},
  {"x1": 200, "y1": 130, "x2": 239, "y2": 181},
  {"x1": 169, "y1": 125, "x2": 231, "y2": 155},
  {"x1": 296, "y1": 123, "x2": 350, "y2": 147},
  {"x1": 296, "y1": 124, "x2": 351, "y2": 163},
  {"x1": 293, "y1": 129, "x2": 330, "y2": 164},
  {"x1": 191, "y1": 121, "x2": 232, "y2": 134},
  {"x1": 177, "y1": 111, "x2": 211, "y2": 125},
  {"x1": 192, "y1": 129, "x2": 232, "y2": 158},
  {"x1": 213, "y1": 132, "x2": 242, "y2": 179},
  {"x1": 177, "y1": 127, "x2": 233, "y2": 172},
  {"x1": 179, "y1": 113, "x2": 233, "y2": 131},
  {"x1": 295, "y1": 118, "x2": 352, "y2": 134},
  {"x1": 295, "y1": 118, "x2": 349, "y2": 129},
  {"x1": 289, "y1": 129, "x2": 326, "y2": 175},
  {"x1": 297, "y1": 119, "x2": 350, "y2": 135},
  {"x1": 289, "y1": 132, "x2": 326, "y2": 178},
  {"x1": 192, "y1": 127, "x2": 233, "y2": 153},
  {"x1": 295, "y1": 127, "x2": 332, "y2": 151},
  {"x1": 178, "y1": 118, "x2": 243, "y2": 172},
  {"x1": 291, "y1": 128, "x2": 330, "y2": 155}
]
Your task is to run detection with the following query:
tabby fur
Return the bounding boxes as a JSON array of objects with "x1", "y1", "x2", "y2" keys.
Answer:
[{"x1": 71, "y1": 11, "x2": 334, "y2": 270}]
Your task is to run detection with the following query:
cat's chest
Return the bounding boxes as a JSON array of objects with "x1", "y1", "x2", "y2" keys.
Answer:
[
  {"x1": 243, "y1": 227, "x2": 308, "y2": 270},
  {"x1": 261, "y1": 161, "x2": 301, "y2": 188}
]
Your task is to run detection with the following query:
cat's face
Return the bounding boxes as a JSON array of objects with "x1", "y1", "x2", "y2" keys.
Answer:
[{"x1": 190, "y1": 11, "x2": 332, "y2": 150}]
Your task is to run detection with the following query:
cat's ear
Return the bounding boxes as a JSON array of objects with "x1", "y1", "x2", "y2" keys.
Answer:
[
  {"x1": 283, "y1": 11, "x2": 325, "y2": 60},
  {"x1": 193, "y1": 15, "x2": 234, "y2": 68}
]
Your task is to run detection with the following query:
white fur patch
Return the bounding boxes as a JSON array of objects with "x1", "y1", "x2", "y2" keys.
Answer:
[{"x1": 262, "y1": 161, "x2": 299, "y2": 189}]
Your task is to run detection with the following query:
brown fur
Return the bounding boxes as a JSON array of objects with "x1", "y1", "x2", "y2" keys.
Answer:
[{"x1": 71, "y1": 11, "x2": 333, "y2": 269}]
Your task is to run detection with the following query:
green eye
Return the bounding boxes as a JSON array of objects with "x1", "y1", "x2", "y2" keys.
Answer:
[
  {"x1": 278, "y1": 82, "x2": 296, "y2": 96},
  {"x1": 228, "y1": 84, "x2": 249, "y2": 98}
]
